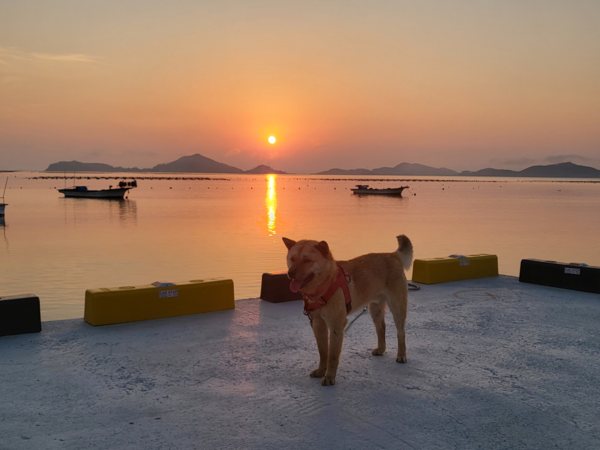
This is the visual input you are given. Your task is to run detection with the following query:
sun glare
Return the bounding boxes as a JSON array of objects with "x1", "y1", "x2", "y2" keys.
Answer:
[
  {"x1": 268, "y1": 136, "x2": 276, "y2": 144},
  {"x1": 265, "y1": 175, "x2": 277, "y2": 236}
]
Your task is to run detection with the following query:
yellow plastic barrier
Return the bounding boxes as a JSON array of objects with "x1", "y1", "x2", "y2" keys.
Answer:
[
  {"x1": 412, "y1": 254, "x2": 498, "y2": 284},
  {"x1": 84, "y1": 278, "x2": 234, "y2": 326}
]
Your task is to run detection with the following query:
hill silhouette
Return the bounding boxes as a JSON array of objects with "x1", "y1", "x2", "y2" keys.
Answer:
[
  {"x1": 45, "y1": 161, "x2": 142, "y2": 172},
  {"x1": 244, "y1": 165, "x2": 287, "y2": 174},
  {"x1": 45, "y1": 155, "x2": 600, "y2": 178},
  {"x1": 150, "y1": 153, "x2": 243, "y2": 174},
  {"x1": 461, "y1": 162, "x2": 600, "y2": 178}
]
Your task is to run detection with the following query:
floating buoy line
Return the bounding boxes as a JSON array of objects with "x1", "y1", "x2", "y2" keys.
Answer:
[{"x1": 31, "y1": 176, "x2": 229, "y2": 181}]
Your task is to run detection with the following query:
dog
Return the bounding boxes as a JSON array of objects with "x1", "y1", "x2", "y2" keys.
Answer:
[{"x1": 282, "y1": 235, "x2": 413, "y2": 386}]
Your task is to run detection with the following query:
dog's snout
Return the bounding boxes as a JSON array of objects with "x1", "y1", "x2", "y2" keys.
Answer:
[{"x1": 288, "y1": 266, "x2": 296, "y2": 279}]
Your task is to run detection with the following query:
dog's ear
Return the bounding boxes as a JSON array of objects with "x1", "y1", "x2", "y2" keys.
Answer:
[
  {"x1": 282, "y1": 237, "x2": 296, "y2": 250},
  {"x1": 316, "y1": 241, "x2": 329, "y2": 257}
]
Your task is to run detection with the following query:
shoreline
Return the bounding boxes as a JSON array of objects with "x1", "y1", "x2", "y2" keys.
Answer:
[{"x1": 24, "y1": 172, "x2": 600, "y2": 184}]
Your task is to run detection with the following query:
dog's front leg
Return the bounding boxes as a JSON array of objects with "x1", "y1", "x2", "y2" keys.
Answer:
[
  {"x1": 310, "y1": 315, "x2": 328, "y2": 378},
  {"x1": 321, "y1": 323, "x2": 344, "y2": 386}
]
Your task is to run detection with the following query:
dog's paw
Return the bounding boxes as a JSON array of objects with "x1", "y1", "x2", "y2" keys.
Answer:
[
  {"x1": 310, "y1": 368, "x2": 326, "y2": 378},
  {"x1": 396, "y1": 354, "x2": 407, "y2": 363},
  {"x1": 321, "y1": 375, "x2": 336, "y2": 386},
  {"x1": 371, "y1": 348, "x2": 385, "y2": 356}
]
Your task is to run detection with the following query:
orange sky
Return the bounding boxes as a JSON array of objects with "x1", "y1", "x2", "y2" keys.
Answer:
[{"x1": 1, "y1": 1, "x2": 599, "y2": 172}]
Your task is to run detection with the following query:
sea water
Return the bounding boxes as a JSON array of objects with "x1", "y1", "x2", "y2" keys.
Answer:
[{"x1": 1, "y1": 172, "x2": 599, "y2": 321}]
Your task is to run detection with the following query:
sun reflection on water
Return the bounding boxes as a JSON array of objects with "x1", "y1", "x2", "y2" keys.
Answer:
[{"x1": 265, "y1": 175, "x2": 277, "y2": 236}]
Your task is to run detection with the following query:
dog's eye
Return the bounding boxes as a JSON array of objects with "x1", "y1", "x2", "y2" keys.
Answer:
[{"x1": 303, "y1": 259, "x2": 312, "y2": 264}]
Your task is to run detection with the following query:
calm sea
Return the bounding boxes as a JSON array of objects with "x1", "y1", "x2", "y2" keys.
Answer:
[{"x1": 1, "y1": 172, "x2": 599, "y2": 321}]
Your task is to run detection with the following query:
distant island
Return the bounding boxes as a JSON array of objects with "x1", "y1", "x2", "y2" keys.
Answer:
[
  {"x1": 45, "y1": 154, "x2": 600, "y2": 178},
  {"x1": 46, "y1": 154, "x2": 286, "y2": 175},
  {"x1": 320, "y1": 161, "x2": 600, "y2": 178},
  {"x1": 318, "y1": 162, "x2": 457, "y2": 177}
]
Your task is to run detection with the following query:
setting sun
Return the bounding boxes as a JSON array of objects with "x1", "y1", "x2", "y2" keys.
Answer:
[{"x1": 268, "y1": 136, "x2": 276, "y2": 144}]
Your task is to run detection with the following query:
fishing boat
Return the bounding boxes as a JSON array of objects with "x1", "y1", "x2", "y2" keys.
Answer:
[
  {"x1": 351, "y1": 184, "x2": 409, "y2": 196},
  {"x1": 59, "y1": 180, "x2": 137, "y2": 199},
  {"x1": 0, "y1": 177, "x2": 7, "y2": 216}
]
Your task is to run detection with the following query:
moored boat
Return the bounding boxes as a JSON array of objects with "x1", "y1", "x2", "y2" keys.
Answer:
[
  {"x1": 1, "y1": 177, "x2": 7, "y2": 215},
  {"x1": 351, "y1": 184, "x2": 409, "y2": 196},
  {"x1": 58, "y1": 180, "x2": 137, "y2": 199}
]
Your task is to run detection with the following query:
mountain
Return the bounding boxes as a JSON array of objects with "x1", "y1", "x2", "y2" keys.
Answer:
[
  {"x1": 460, "y1": 168, "x2": 521, "y2": 177},
  {"x1": 150, "y1": 153, "x2": 243, "y2": 174},
  {"x1": 45, "y1": 161, "x2": 142, "y2": 172},
  {"x1": 519, "y1": 162, "x2": 600, "y2": 178},
  {"x1": 322, "y1": 161, "x2": 600, "y2": 178},
  {"x1": 46, "y1": 153, "x2": 244, "y2": 174},
  {"x1": 372, "y1": 162, "x2": 458, "y2": 176},
  {"x1": 317, "y1": 162, "x2": 458, "y2": 176},
  {"x1": 45, "y1": 155, "x2": 600, "y2": 178},
  {"x1": 244, "y1": 165, "x2": 287, "y2": 174},
  {"x1": 461, "y1": 162, "x2": 600, "y2": 178},
  {"x1": 318, "y1": 168, "x2": 373, "y2": 175}
]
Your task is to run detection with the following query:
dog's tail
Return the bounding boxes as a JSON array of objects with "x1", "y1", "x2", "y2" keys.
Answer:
[{"x1": 395, "y1": 235, "x2": 413, "y2": 270}]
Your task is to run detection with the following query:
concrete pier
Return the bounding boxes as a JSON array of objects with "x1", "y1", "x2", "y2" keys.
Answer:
[{"x1": 1, "y1": 275, "x2": 599, "y2": 449}]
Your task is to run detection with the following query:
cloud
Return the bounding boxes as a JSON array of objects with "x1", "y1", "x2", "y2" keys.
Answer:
[
  {"x1": 0, "y1": 46, "x2": 100, "y2": 65},
  {"x1": 226, "y1": 148, "x2": 242, "y2": 156},
  {"x1": 0, "y1": 75, "x2": 19, "y2": 85},
  {"x1": 0, "y1": 46, "x2": 29, "y2": 64},
  {"x1": 30, "y1": 53, "x2": 100, "y2": 63},
  {"x1": 487, "y1": 157, "x2": 536, "y2": 169}
]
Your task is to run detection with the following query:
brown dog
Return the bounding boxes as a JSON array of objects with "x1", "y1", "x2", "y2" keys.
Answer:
[{"x1": 282, "y1": 235, "x2": 413, "y2": 386}]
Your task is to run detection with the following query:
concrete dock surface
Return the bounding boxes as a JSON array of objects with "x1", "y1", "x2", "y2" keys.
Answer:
[{"x1": 1, "y1": 275, "x2": 599, "y2": 450}]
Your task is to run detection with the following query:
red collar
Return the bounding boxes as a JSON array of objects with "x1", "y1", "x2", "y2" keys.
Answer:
[{"x1": 303, "y1": 265, "x2": 352, "y2": 319}]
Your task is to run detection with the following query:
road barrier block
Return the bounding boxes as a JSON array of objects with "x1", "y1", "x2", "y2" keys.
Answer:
[
  {"x1": 84, "y1": 279, "x2": 235, "y2": 326},
  {"x1": 0, "y1": 294, "x2": 41, "y2": 337},
  {"x1": 412, "y1": 254, "x2": 499, "y2": 284},
  {"x1": 260, "y1": 272, "x2": 303, "y2": 303},
  {"x1": 519, "y1": 259, "x2": 600, "y2": 294}
]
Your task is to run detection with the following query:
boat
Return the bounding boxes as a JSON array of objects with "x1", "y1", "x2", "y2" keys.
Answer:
[
  {"x1": 0, "y1": 177, "x2": 7, "y2": 216},
  {"x1": 59, "y1": 180, "x2": 137, "y2": 199},
  {"x1": 351, "y1": 184, "x2": 409, "y2": 196}
]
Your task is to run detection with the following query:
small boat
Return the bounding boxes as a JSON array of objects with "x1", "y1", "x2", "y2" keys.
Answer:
[
  {"x1": 351, "y1": 184, "x2": 409, "y2": 196},
  {"x1": 0, "y1": 177, "x2": 7, "y2": 216},
  {"x1": 59, "y1": 180, "x2": 137, "y2": 199}
]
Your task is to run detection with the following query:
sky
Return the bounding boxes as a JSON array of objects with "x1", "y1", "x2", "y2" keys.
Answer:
[{"x1": 1, "y1": 0, "x2": 599, "y2": 173}]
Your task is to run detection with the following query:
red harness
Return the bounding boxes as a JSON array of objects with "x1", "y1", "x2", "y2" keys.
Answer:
[{"x1": 302, "y1": 265, "x2": 352, "y2": 320}]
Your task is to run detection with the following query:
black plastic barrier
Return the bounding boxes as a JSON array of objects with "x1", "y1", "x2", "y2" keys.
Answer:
[
  {"x1": 260, "y1": 272, "x2": 303, "y2": 303},
  {"x1": 519, "y1": 259, "x2": 600, "y2": 294},
  {"x1": 0, "y1": 294, "x2": 42, "y2": 336}
]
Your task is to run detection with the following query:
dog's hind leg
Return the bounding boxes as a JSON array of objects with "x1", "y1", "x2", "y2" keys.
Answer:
[
  {"x1": 310, "y1": 315, "x2": 328, "y2": 379},
  {"x1": 387, "y1": 291, "x2": 408, "y2": 363},
  {"x1": 369, "y1": 302, "x2": 387, "y2": 356}
]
